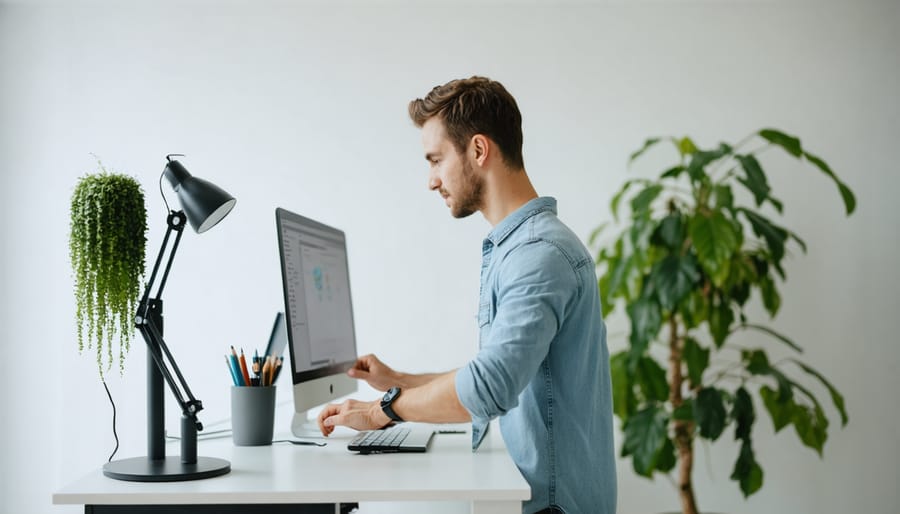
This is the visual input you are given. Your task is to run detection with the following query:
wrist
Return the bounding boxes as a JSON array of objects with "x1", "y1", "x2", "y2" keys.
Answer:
[
  {"x1": 394, "y1": 371, "x2": 410, "y2": 389},
  {"x1": 371, "y1": 401, "x2": 392, "y2": 427}
]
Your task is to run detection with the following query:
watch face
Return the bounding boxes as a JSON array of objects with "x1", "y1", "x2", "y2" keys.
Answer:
[{"x1": 382, "y1": 386, "x2": 399, "y2": 404}]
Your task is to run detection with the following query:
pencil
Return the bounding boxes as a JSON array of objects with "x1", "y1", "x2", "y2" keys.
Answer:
[
  {"x1": 238, "y1": 348, "x2": 252, "y2": 386},
  {"x1": 225, "y1": 355, "x2": 240, "y2": 386}
]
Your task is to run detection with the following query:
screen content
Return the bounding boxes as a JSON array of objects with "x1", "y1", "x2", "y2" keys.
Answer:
[{"x1": 279, "y1": 215, "x2": 357, "y2": 374}]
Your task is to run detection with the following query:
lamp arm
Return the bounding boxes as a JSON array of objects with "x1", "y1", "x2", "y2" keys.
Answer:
[
  {"x1": 138, "y1": 315, "x2": 204, "y2": 428},
  {"x1": 134, "y1": 209, "x2": 204, "y2": 431},
  {"x1": 138, "y1": 211, "x2": 186, "y2": 318}
]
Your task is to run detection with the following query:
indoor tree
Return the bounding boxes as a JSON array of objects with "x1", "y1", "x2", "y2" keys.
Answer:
[{"x1": 591, "y1": 129, "x2": 852, "y2": 514}]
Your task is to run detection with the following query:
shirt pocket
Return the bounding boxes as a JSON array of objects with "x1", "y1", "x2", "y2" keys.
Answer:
[{"x1": 478, "y1": 301, "x2": 491, "y2": 327}]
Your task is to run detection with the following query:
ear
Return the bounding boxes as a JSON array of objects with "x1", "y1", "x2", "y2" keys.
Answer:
[{"x1": 470, "y1": 134, "x2": 490, "y2": 167}]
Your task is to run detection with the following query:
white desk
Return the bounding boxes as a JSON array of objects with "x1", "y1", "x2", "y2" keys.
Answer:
[{"x1": 53, "y1": 422, "x2": 530, "y2": 514}]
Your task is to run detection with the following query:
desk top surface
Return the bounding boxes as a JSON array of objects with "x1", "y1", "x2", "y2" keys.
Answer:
[{"x1": 53, "y1": 422, "x2": 530, "y2": 505}]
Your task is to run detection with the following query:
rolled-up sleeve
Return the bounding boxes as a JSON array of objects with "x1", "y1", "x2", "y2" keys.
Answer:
[{"x1": 456, "y1": 240, "x2": 578, "y2": 421}]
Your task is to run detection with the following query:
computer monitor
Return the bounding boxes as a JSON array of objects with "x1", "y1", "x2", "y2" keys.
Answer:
[{"x1": 275, "y1": 208, "x2": 359, "y2": 437}]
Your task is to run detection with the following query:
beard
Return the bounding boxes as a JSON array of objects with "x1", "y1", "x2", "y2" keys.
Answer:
[{"x1": 449, "y1": 158, "x2": 484, "y2": 219}]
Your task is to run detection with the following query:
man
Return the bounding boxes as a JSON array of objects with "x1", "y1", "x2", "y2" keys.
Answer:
[{"x1": 317, "y1": 76, "x2": 616, "y2": 514}]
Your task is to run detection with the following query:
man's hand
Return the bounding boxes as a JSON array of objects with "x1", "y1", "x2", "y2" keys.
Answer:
[
  {"x1": 317, "y1": 398, "x2": 392, "y2": 437},
  {"x1": 347, "y1": 354, "x2": 402, "y2": 391}
]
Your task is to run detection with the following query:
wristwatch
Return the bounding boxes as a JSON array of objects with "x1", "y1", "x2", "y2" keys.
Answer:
[{"x1": 380, "y1": 387, "x2": 404, "y2": 423}]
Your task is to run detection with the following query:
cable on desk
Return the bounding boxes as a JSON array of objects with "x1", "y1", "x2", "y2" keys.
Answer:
[
  {"x1": 101, "y1": 380, "x2": 119, "y2": 462},
  {"x1": 272, "y1": 439, "x2": 327, "y2": 447}
]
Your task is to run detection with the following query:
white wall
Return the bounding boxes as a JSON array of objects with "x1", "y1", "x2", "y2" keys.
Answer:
[{"x1": 2, "y1": 1, "x2": 898, "y2": 513}]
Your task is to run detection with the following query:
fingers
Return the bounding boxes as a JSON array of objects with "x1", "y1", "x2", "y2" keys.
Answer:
[
  {"x1": 317, "y1": 399, "x2": 384, "y2": 433},
  {"x1": 356, "y1": 354, "x2": 381, "y2": 371},
  {"x1": 317, "y1": 403, "x2": 341, "y2": 436},
  {"x1": 318, "y1": 399, "x2": 364, "y2": 435},
  {"x1": 347, "y1": 367, "x2": 369, "y2": 379}
]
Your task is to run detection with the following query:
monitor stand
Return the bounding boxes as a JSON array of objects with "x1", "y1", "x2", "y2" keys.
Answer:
[{"x1": 291, "y1": 410, "x2": 327, "y2": 438}]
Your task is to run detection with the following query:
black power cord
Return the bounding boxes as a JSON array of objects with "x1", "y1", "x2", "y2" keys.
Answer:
[{"x1": 101, "y1": 380, "x2": 120, "y2": 462}]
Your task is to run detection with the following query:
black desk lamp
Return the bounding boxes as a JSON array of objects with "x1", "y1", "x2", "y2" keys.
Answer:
[{"x1": 103, "y1": 155, "x2": 235, "y2": 482}]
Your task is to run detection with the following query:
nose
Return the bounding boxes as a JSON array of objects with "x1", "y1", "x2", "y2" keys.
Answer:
[{"x1": 428, "y1": 169, "x2": 440, "y2": 191}]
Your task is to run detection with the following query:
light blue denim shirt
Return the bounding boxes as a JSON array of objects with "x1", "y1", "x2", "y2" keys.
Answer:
[{"x1": 455, "y1": 197, "x2": 617, "y2": 514}]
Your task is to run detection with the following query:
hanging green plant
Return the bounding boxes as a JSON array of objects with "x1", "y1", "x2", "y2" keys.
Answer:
[{"x1": 69, "y1": 160, "x2": 147, "y2": 378}]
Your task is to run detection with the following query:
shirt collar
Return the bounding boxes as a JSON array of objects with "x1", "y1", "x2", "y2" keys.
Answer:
[{"x1": 485, "y1": 196, "x2": 557, "y2": 247}]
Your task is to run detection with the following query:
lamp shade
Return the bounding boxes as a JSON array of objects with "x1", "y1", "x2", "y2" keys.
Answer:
[{"x1": 163, "y1": 159, "x2": 236, "y2": 233}]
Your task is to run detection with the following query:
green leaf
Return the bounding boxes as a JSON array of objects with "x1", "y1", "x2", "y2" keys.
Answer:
[
  {"x1": 739, "y1": 324, "x2": 803, "y2": 353},
  {"x1": 598, "y1": 275, "x2": 614, "y2": 317},
  {"x1": 637, "y1": 356, "x2": 670, "y2": 403},
  {"x1": 679, "y1": 291, "x2": 708, "y2": 330},
  {"x1": 630, "y1": 138, "x2": 662, "y2": 165},
  {"x1": 686, "y1": 143, "x2": 732, "y2": 182},
  {"x1": 606, "y1": 251, "x2": 634, "y2": 301},
  {"x1": 714, "y1": 184, "x2": 734, "y2": 210},
  {"x1": 673, "y1": 399, "x2": 694, "y2": 421},
  {"x1": 683, "y1": 337, "x2": 710, "y2": 387},
  {"x1": 651, "y1": 255, "x2": 699, "y2": 311},
  {"x1": 627, "y1": 297, "x2": 662, "y2": 366},
  {"x1": 730, "y1": 439, "x2": 764, "y2": 497},
  {"x1": 689, "y1": 211, "x2": 739, "y2": 281},
  {"x1": 610, "y1": 351, "x2": 636, "y2": 419},
  {"x1": 676, "y1": 136, "x2": 698, "y2": 157},
  {"x1": 759, "y1": 128, "x2": 802, "y2": 157},
  {"x1": 630, "y1": 184, "x2": 664, "y2": 217},
  {"x1": 660, "y1": 165, "x2": 685, "y2": 179},
  {"x1": 802, "y1": 151, "x2": 857, "y2": 215},
  {"x1": 726, "y1": 255, "x2": 756, "y2": 307},
  {"x1": 758, "y1": 275, "x2": 781, "y2": 317},
  {"x1": 656, "y1": 437, "x2": 677, "y2": 473},
  {"x1": 733, "y1": 387, "x2": 755, "y2": 441},
  {"x1": 611, "y1": 179, "x2": 650, "y2": 222},
  {"x1": 651, "y1": 214, "x2": 683, "y2": 251},
  {"x1": 790, "y1": 359, "x2": 848, "y2": 427},
  {"x1": 792, "y1": 403, "x2": 828, "y2": 456},
  {"x1": 789, "y1": 231, "x2": 808, "y2": 254},
  {"x1": 735, "y1": 154, "x2": 771, "y2": 207},
  {"x1": 695, "y1": 387, "x2": 728, "y2": 440},
  {"x1": 760, "y1": 385, "x2": 793, "y2": 432},
  {"x1": 744, "y1": 350, "x2": 793, "y2": 400},
  {"x1": 709, "y1": 298, "x2": 734, "y2": 348},
  {"x1": 768, "y1": 195, "x2": 784, "y2": 214},
  {"x1": 739, "y1": 208, "x2": 788, "y2": 262},
  {"x1": 622, "y1": 405, "x2": 669, "y2": 477},
  {"x1": 587, "y1": 223, "x2": 608, "y2": 248},
  {"x1": 629, "y1": 213, "x2": 657, "y2": 253}
]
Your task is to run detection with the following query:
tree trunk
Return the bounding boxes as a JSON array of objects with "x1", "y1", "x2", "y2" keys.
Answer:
[{"x1": 669, "y1": 317, "x2": 699, "y2": 514}]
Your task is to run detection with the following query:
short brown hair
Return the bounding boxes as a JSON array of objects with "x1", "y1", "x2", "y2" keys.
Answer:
[{"x1": 408, "y1": 76, "x2": 524, "y2": 170}]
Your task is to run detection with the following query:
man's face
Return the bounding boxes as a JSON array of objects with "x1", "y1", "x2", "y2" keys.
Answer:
[{"x1": 421, "y1": 118, "x2": 484, "y2": 219}]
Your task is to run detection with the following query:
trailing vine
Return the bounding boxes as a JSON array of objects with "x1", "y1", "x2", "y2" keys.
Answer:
[{"x1": 69, "y1": 160, "x2": 147, "y2": 378}]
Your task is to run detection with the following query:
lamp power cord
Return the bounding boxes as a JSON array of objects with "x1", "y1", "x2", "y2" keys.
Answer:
[{"x1": 102, "y1": 380, "x2": 120, "y2": 462}]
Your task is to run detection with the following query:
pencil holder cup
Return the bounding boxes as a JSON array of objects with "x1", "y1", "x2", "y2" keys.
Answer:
[{"x1": 231, "y1": 386, "x2": 276, "y2": 446}]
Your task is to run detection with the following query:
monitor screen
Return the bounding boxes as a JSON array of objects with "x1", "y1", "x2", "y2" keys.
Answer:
[{"x1": 276, "y1": 208, "x2": 358, "y2": 435}]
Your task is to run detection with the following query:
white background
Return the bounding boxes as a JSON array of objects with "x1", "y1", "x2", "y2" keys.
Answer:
[{"x1": 1, "y1": 1, "x2": 898, "y2": 513}]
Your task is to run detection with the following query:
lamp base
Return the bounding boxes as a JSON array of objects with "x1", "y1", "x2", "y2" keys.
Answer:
[{"x1": 103, "y1": 456, "x2": 231, "y2": 482}]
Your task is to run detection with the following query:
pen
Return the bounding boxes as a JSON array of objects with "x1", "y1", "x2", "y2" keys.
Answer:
[
  {"x1": 253, "y1": 349, "x2": 261, "y2": 385},
  {"x1": 251, "y1": 356, "x2": 261, "y2": 386},
  {"x1": 238, "y1": 348, "x2": 252, "y2": 386}
]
